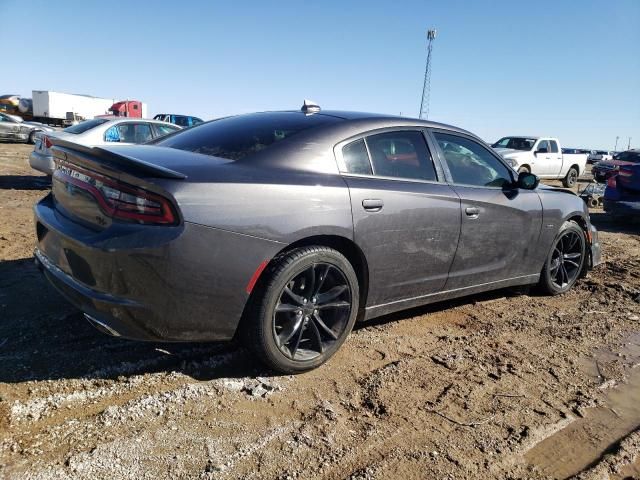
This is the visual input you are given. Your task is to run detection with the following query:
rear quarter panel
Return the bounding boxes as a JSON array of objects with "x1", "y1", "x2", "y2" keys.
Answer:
[{"x1": 159, "y1": 165, "x2": 354, "y2": 244}]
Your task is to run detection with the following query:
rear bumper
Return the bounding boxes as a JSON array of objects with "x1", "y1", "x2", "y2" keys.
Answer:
[
  {"x1": 34, "y1": 194, "x2": 283, "y2": 342},
  {"x1": 29, "y1": 150, "x2": 54, "y2": 175},
  {"x1": 603, "y1": 199, "x2": 640, "y2": 216}
]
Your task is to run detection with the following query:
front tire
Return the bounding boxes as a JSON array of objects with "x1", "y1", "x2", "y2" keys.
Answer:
[
  {"x1": 538, "y1": 221, "x2": 586, "y2": 295},
  {"x1": 518, "y1": 166, "x2": 530, "y2": 174},
  {"x1": 27, "y1": 131, "x2": 36, "y2": 144},
  {"x1": 562, "y1": 167, "x2": 579, "y2": 188},
  {"x1": 244, "y1": 246, "x2": 359, "y2": 373}
]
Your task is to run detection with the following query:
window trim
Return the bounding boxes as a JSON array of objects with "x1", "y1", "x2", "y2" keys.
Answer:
[
  {"x1": 427, "y1": 128, "x2": 517, "y2": 189},
  {"x1": 333, "y1": 127, "x2": 445, "y2": 185}
]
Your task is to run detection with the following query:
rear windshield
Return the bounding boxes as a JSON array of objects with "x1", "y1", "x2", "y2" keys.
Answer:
[
  {"x1": 64, "y1": 118, "x2": 109, "y2": 134},
  {"x1": 155, "y1": 112, "x2": 341, "y2": 160}
]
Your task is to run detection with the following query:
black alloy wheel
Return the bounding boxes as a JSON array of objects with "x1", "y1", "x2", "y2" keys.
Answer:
[
  {"x1": 273, "y1": 263, "x2": 352, "y2": 361},
  {"x1": 539, "y1": 221, "x2": 586, "y2": 295},
  {"x1": 245, "y1": 246, "x2": 359, "y2": 373},
  {"x1": 549, "y1": 230, "x2": 583, "y2": 289}
]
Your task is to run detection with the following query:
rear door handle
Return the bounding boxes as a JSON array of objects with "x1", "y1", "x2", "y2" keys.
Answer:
[
  {"x1": 362, "y1": 199, "x2": 384, "y2": 212},
  {"x1": 465, "y1": 207, "x2": 480, "y2": 218}
]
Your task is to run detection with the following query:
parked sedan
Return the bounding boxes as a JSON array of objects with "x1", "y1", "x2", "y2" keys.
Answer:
[
  {"x1": 0, "y1": 112, "x2": 56, "y2": 144},
  {"x1": 603, "y1": 152, "x2": 640, "y2": 218},
  {"x1": 29, "y1": 118, "x2": 181, "y2": 175},
  {"x1": 33, "y1": 104, "x2": 601, "y2": 373},
  {"x1": 592, "y1": 149, "x2": 640, "y2": 183}
]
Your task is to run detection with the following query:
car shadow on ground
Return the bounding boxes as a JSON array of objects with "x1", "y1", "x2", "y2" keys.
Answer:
[
  {"x1": 0, "y1": 256, "x2": 528, "y2": 384},
  {"x1": 590, "y1": 211, "x2": 640, "y2": 234},
  {"x1": 0, "y1": 175, "x2": 51, "y2": 190},
  {"x1": 0, "y1": 257, "x2": 264, "y2": 384}
]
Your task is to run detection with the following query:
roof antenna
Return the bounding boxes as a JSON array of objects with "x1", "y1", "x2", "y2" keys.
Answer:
[{"x1": 301, "y1": 99, "x2": 321, "y2": 114}]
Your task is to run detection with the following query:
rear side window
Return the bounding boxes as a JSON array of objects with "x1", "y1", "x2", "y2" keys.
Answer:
[
  {"x1": 156, "y1": 112, "x2": 341, "y2": 160},
  {"x1": 365, "y1": 131, "x2": 437, "y2": 181},
  {"x1": 342, "y1": 139, "x2": 372, "y2": 174},
  {"x1": 550, "y1": 140, "x2": 559, "y2": 153},
  {"x1": 104, "y1": 123, "x2": 154, "y2": 143},
  {"x1": 153, "y1": 123, "x2": 180, "y2": 137}
]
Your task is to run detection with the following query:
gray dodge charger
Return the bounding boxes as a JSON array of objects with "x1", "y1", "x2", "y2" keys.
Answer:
[{"x1": 34, "y1": 103, "x2": 602, "y2": 373}]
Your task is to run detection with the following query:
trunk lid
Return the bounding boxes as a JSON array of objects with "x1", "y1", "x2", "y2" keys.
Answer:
[{"x1": 50, "y1": 141, "x2": 193, "y2": 230}]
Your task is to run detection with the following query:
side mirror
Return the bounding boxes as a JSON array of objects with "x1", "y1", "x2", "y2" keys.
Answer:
[{"x1": 517, "y1": 171, "x2": 539, "y2": 190}]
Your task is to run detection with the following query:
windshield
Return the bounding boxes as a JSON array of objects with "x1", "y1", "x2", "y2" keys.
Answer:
[
  {"x1": 63, "y1": 118, "x2": 109, "y2": 134},
  {"x1": 155, "y1": 112, "x2": 342, "y2": 160},
  {"x1": 613, "y1": 151, "x2": 640, "y2": 163},
  {"x1": 491, "y1": 137, "x2": 537, "y2": 151}
]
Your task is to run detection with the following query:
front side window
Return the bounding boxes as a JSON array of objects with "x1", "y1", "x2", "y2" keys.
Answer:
[
  {"x1": 434, "y1": 132, "x2": 513, "y2": 188},
  {"x1": 365, "y1": 131, "x2": 437, "y2": 181},
  {"x1": 536, "y1": 140, "x2": 550, "y2": 153},
  {"x1": 341, "y1": 139, "x2": 372, "y2": 175}
]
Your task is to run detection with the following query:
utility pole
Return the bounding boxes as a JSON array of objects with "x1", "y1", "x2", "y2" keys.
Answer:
[
  {"x1": 628, "y1": 137, "x2": 632, "y2": 150},
  {"x1": 615, "y1": 136, "x2": 619, "y2": 151},
  {"x1": 419, "y1": 28, "x2": 437, "y2": 119}
]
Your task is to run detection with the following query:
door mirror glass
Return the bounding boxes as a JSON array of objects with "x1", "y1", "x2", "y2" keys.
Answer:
[{"x1": 518, "y1": 171, "x2": 539, "y2": 190}]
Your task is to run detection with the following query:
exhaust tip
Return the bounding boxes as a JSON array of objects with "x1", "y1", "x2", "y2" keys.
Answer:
[{"x1": 84, "y1": 314, "x2": 121, "y2": 337}]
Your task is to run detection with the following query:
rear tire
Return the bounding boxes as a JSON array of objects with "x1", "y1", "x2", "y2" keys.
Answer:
[
  {"x1": 562, "y1": 167, "x2": 579, "y2": 188},
  {"x1": 243, "y1": 246, "x2": 359, "y2": 373},
  {"x1": 27, "y1": 131, "x2": 36, "y2": 144},
  {"x1": 538, "y1": 221, "x2": 586, "y2": 295}
]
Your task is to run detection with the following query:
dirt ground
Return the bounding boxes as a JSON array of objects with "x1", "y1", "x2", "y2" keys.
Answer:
[{"x1": 1, "y1": 142, "x2": 639, "y2": 480}]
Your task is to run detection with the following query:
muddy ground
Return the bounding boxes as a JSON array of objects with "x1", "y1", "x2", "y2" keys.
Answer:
[{"x1": 0, "y1": 142, "x2": 639, "y2": 480}]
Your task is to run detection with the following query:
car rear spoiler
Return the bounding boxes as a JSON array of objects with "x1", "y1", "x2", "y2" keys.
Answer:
[{"x1": 50, "y1": 138, "x2": 187, "y2": 180}]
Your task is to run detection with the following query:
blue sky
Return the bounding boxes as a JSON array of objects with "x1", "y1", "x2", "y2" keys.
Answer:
[{"x1": 2, "y1": 0, "x2": 638, "y2": 149}]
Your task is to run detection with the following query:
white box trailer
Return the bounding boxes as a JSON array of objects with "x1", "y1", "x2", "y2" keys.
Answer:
[{"x1": 32, "y1": 90, "x2": 115, "y2": 126}]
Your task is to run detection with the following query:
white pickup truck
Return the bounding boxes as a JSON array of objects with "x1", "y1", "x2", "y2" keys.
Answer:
[{"x1": 491, "y1": 136, "x2": 587, "y2": 188}]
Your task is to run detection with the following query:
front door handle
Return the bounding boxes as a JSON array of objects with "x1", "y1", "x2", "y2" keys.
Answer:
[
  {"x1": 362, "y1": 198, "x2": 384, "y2": 212},
  {"x1": 465, "y1": 207, "x2": 480, "y2": 218}
]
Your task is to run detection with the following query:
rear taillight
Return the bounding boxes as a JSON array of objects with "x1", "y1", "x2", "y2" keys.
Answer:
[
  {"x1": 607, "y1": 175, "x2": 617, "y2": 188},
  {"x1": 44, "y1": 136, "x2": 53, "y2": 149},
  {"x1": 618, "y1": 167, "x2": 633, "y2": 177},
  {"x1": 54, "y1": 161, "x2": 178, "y2": 225}
]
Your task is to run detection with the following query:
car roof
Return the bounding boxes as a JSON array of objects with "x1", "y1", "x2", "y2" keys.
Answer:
[{"x1": 268, "y1": 110, "x2": 476, "y2": 137}]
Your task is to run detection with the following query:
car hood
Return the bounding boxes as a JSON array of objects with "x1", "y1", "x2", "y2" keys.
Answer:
[{"x1": 537, "y1": 184, "x2": 577, "y2": 196}]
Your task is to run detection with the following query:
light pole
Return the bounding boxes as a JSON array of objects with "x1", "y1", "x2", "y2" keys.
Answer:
[
  {"x1": 615, "y1": 136, "x2": 619, "y2": 151},
  {"x1": 628, "y1": 137, "x2": 632, "y2": 150}
]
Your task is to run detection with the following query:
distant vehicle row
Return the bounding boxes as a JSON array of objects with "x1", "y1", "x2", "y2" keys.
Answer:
[
  {"x1": 1, "y1": 92, "x2": 203, "y2": 129},
  {"x1": 29, "y1": 118, "x2": 180, "y2": 175},
  {"x1": 0, "y1": 112, "x2": 56, "y2": 143},
  {"x1": 492, "y1": 136, "x2": 586, "y2": 187},
  {"x1": 601, "y1": 150, "x2": 640, "y2": 218}
]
